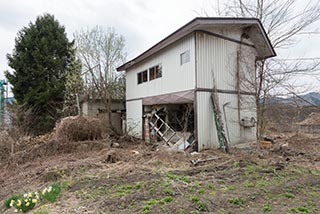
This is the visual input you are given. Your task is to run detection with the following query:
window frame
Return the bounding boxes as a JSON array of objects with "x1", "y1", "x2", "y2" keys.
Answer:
[
  {"x1": 149, "y1": 64, "x2": 162, "y2": 81},
  {"x1": 137, "y1": 70, "x2": 148, "y2": 85},
  {"x1": 180, "y1": 50, "x2": 190, "y2": 65}
]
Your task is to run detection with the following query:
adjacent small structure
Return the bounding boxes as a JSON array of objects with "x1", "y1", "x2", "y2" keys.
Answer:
[
  {"x1": 117, "y1": 17, "x2": 276, "y2": 151},
  {"x1": 80, "y1": 96, "x2": 125, "y2": 135}
]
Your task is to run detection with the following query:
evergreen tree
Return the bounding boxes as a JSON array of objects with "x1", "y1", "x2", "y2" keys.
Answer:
[{"x1": 5, "y1": 13, "x2": 76, "y2": 134}]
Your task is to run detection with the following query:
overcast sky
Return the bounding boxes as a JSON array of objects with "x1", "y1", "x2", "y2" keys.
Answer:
[{"x1": 0, "y1": 0, "x2": 319, "y2": 93}]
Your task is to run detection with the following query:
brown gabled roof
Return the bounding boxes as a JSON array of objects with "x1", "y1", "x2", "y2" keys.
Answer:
[{"x1": 117, "y1": 17, "x2": 276, "y2": 71}]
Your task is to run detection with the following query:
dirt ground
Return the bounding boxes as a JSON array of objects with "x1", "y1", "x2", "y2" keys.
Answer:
[{"x1": 0, "y1": 132, "x2": 319, "y2": 214}]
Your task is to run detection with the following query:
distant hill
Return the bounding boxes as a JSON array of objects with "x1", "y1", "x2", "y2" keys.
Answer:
[{"x1": 266, "y1": 92, "x2": 320, "y2": 106}]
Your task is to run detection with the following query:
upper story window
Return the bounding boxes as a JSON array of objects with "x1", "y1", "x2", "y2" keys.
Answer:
[
  {"x1": 180, "y1": 50, "x2": 190, "y2": 65},
  {"x1": 137, "y1": 70, "x2": 148, "y2": 84},
  {"x1": 137, "y1": 64, "x2": 162, "y2": 84},
  {"x1": 149, "y1": 64, "x2": 162, "y2": 81}
]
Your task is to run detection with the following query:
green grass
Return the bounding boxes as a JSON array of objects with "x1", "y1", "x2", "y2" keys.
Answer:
[
  {"x1": 142, "y1": 196, "x2": 174, "y2": 213},
  {"x1": 263, "y1": 203, "x2": 272, "y2": 212},
  {"x1": 283, "y1": 192, "x2": 295, "y2": 199},
  {"x1": 191, "y1": 195, "x2": 207, "y2": 211},
  {"x1": 228, "y1": 197, "x2": 245, "y2": 207},
  {"x1": 42, "y1": 183, "x2": 62, "y2": 202},
  {"x1": 166, "y1": 172, "x2": 191, "y2": 183}
]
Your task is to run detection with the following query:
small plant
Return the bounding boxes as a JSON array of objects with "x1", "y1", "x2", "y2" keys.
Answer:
[
  {"x1": 207, "y1": 184, "x2": 215, "y2": 190},
  {"x1": 142, "y1": 204, "x2": 151, "y2": 214},
  {"x1": 197, "y1": 189, "x2": 205, "y2": 194},
  {"x1": 243, "y1": 181, "x2": 255, "y2": 188},
  {"x1": 191, "y1": 195, "x2": 207, "y2": 211},
  {"x1": 161, "y1": 196, "x2": 173, "y2": 203},
  {"x1": 297, "y1": 207, "x2": 309, "y2": 213},
  {"x1": 263, "y1": 203, "x2": 272, "y2": 212},
  {"x1": 4, "y1": 183, "x2": 62, "y2": 213},
  {"x1": 41, "y1": 183, "x2": 61, "y2": 202},
  {"x1": 4, "y1": 195, "x2": 21, "y2": 209},
  {"x1": 163, "y1": 188, "x2": 174, "y2": 195},
  {"x1": 290, "y1": 206, "x2": 309, "y2": 213},
  {"x1": 283, "y1": 192, "x2": 295, "y2": 199},
  {"x1": 5, "y1": 192, "x2": 39, "y2": 213},
  {"x1": 142, "y1": 196, "x2": 174, "y2": 213},
  {"x1": 228, "y1": 197, "x2": 245, "y2": 207},
  {"x1": 166, "y1": 172, "x2": 191, "y2": 183}
]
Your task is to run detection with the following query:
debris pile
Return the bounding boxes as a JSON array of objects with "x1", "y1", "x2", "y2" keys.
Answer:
[{"x1": 54, "y1": 116, "x2": 102, "y2": 143}]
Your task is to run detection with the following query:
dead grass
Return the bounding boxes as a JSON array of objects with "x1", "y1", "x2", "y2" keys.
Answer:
[
  {"x1": 54, "y1": 116, "x2": 103, "y2": 143},
  {"x1": 0, "y1": 132, "x2": 320, "y2": 214}
]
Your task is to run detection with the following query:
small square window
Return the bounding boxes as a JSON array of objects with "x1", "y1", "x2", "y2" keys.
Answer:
[
  {"x1": 137, "y1": 70, "x2": 148, "y2": 84},
  {"x1": 149, "y1": 67, "x2": 156, "y2": 80},
  {"x1": 180, "y1": 50, "x2": 190, "y2": 65},
  {"x1": 149, "y1": 64, "x2": 162, "y2": 81},
  {"x1": 156, "y1": 65, "x2": 162, "y2": 78}
]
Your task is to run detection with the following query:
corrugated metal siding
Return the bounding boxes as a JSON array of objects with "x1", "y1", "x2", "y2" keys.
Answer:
[
  {"x1": 126, "y1": 100, "x2": 143, "y2": 137},
  {"x1": 196, "y1": 31, "x2": 238, "y2": 90},
  {"x1": 195, "y1": 29, "x2": 257, "y2": 150},
  {"x1": 126, "y1": 34, "x2": 195, "y2": 100},
  {"x1": 196, "y1": 91, "x2": 218, "y2": 150},
  {"x1": 197, "y1": 91, "x2": 257, "y2": 150}
]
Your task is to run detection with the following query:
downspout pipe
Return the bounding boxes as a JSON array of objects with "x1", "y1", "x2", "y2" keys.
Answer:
[{"x1": 223, "y1": 102, "x2": 231, "y2": 143}]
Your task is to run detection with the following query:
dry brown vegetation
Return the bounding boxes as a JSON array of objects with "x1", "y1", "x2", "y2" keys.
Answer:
[
  {"x1": 54, "y1": 116, "x2": 103, "y2": 143},
  {"x1": 0, "y1": 124, "x2": 319, "y2": 214}
]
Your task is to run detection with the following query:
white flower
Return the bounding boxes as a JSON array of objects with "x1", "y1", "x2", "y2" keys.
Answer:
[
  {"x1": 48, "y1": 186, "x2": 52, "y2": 192},
  {"x1": 42, "y1": 188, "x2": 48, "y2": 195}
]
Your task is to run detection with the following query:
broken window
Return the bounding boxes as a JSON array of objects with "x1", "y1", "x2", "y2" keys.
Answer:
[
  {"x1": 137, "y1": 70, "x2": 148, "y2": 84},
  {"x1": 180, "y1": 50, "x2": 190, "y2": 65},
  {"x1": 149, "y1": 64, "x2": 162, "y2": 81}
]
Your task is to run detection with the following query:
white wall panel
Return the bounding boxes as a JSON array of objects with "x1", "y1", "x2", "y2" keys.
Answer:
[
  {"x1": 126, "y1": 34, "x2": 195, "y2": 100},
  {"x1": 197, "y1": 91, "x2": 256, "y2": 149},
  {"x1": 196, "y1": 31, "x2": 238, "y2": 90},
  {"x1": 196, "y1": 91, "x2": 219, "y2": 150},
  {"x1": 126, "y1": 99, "x2": 143, "y2": 137}
]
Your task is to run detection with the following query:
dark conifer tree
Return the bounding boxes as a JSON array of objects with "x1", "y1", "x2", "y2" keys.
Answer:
[{"x1": 6, "y1": 13, "x2": 76, "y2": 134}]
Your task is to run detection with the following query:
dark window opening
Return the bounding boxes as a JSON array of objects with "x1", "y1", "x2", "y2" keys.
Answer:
[
  {"x1": 137, "y1": 70, "x2": 148, "y2": 84},
  {"x1": 149, "y1": 64, "x2": 162, "y2": 81}
]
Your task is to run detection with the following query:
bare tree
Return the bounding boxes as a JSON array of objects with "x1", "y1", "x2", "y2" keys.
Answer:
[
  {"x1": 74, "y1": 26, "x2": 126, "y2": 133},
  {"x1": 201, "y1": 0, "x2": 320, "y2": 138}
]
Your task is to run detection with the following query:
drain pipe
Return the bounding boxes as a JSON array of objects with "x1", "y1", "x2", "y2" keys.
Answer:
[{"x1": 223, "y1": 102, "x2": 231, "y2": 143}]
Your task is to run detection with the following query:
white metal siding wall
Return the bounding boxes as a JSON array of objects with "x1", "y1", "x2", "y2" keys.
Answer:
[
  {"x1": 126, "y1": 100, "x2": 143, "y2": 137},
  {"x1": 196, "y1": 91, "x2": 256, "y2": 149},
  {"x1": 196, "y1": 91, "x2": 218, "y2": 150},
  {"x1": 196, "y1": 31, "x2": 238, "y2": 90},
  {"x1": 218, "y1": 93, "x2": 256, "y2": 144},
  {"x1": 195, "y1": 30, "x2": 257, "y2": 149},
  {"x1": 126, "y1": 34, "x2": 195, "y2": 100}
]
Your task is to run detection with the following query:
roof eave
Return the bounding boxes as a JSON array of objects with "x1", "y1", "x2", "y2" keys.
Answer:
[{"x1": 117, "y1": 17, "x2": 276, "y2": 71}]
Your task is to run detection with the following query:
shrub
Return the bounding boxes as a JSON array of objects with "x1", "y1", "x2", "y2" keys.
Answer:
[{"x1": 54, "y1": 116, "x2": 102, "y2": 143}]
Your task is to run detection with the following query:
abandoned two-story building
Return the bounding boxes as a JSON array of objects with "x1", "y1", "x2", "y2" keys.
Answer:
[{"x1": 117, "y1": 17, "x2": 276, "y2": 151}]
